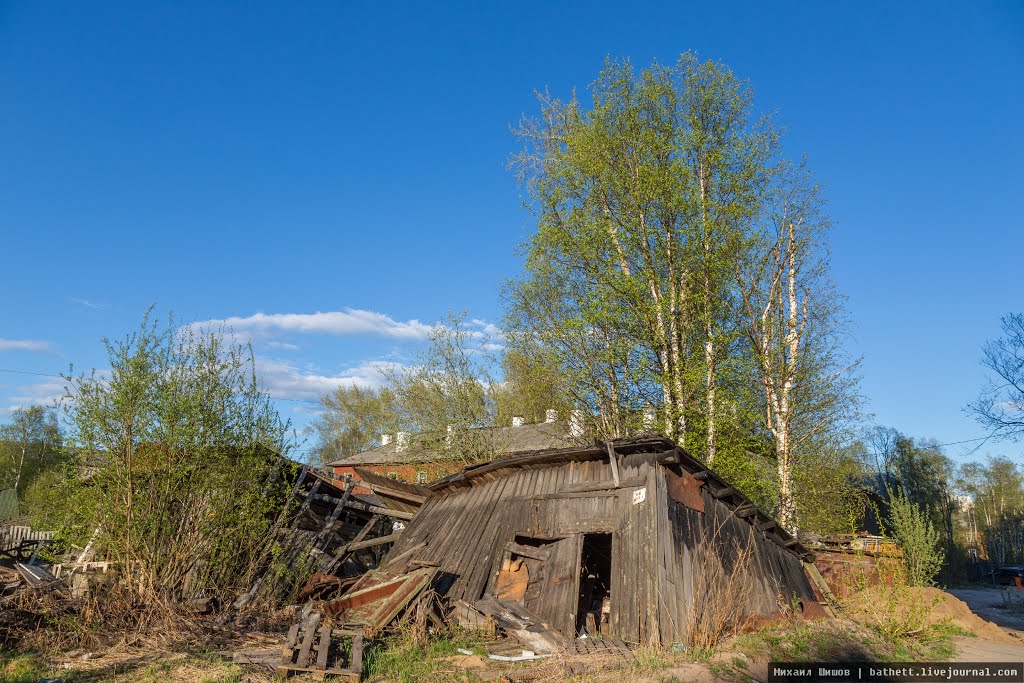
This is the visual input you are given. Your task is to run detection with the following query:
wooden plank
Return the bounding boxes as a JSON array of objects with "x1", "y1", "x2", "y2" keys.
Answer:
[
  {"x1": 506, "y1": 541, "x2": 551, "y2": 562},
  {"x1": 344, "y1": 530, "x2": 401, "y2": 553},
  {"x1": 606, "y1": 442, "x2": 620, "y2": 488},
  {"x1": 315, "y1": 627, "x2": 331, "y2": 670},
  {"x1": 359, "y1": 482, "x2": 427, "y2": 505},
  {"x1": 350, "y1": 633, "x2": 363, "y2": 674},
  {"x1": 313, "y1": 495, "x2": 416, "y2": 521},
  {"x1": 296, "y1": 612, "x2": 321, "y2": 668},
  {"x1": 537, "y1": 534, "x2": 581, "y2": 638},
  {"x1": 284, "y1": 623, "x2": 300, "y2": 650},
  {"x1": 556, "y1": 477, "x2": 644, "y2": 494},
  {"x1": 379, "y1": 541, "x2": 427, "y2": 573}
]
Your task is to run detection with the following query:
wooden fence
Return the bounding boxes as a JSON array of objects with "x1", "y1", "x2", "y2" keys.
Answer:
[{"x1": 0, "y1": 524, "x2": 55, "y2": 552}]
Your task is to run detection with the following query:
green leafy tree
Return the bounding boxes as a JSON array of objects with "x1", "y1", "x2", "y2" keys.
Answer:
[
  {"x1": 508, "y1": 54, "x2": 778, "y2": 443},
  {"x1": 385, "y1": 311, "x2": 502, "y2": 464},
  {"x1": 60, "y1": 311, "x2": 293, "y2": 600},
  {"x1": 506, "y1": 53, "x2": 862, "y2": 530},
  {"x1": 312, "y1": 385, "x2": 400, "y2": 466},
  {"x1": 492, "y1": 339, "x2": 571, "y2": 426},
  {"x1": 0, "y1": 405, "x2": 63, "y2": 494},
  {"x1": 958, "y1": 456, "x2": 1024, "y2": 567},
  {"x1": 887, "y1": 487, "x2": 944, "y2": 587}
]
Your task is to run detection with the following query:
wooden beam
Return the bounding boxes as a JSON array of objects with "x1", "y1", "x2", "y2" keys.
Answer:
[
  {"x1": 711, "y1": 485, "x2": 735, "y2": 499},
  {"x1": 505, "y1": 542, "x2": 551, "y2": 562},
  {"x1": 653, "y1": 448, "x2": 681, "y2": 464},
  {"x1": 343, "y1": 531, "x2": 402, "y2": 553},
  {"x1": 361, "y1": 482, "x2": 426, "y2": 505},
  {"x1": 310, "y1": 494, "x2": 416, "y2": 520},
  {"x1": 734, "y1": 504, "x2": 757, "y2": 518},
  {"x1": 557, "y1": 477, "x2": 645, "y2": 494},
  {"x1": 531, "y1": 490, "x2": 627, "y2": 500},
  {"x1": 605, "y1": 442, "x2": 620, "y2": 488}
]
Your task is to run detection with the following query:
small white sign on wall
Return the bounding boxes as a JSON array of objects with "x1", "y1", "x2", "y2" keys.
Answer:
[{"x1": 632, "y1": 487, "x2": 647, "y2": 505}]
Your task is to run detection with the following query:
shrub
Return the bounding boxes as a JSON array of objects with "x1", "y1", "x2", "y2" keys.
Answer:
[{"x1": 887, "y1": 489, "x2": 944, "y2": 587}]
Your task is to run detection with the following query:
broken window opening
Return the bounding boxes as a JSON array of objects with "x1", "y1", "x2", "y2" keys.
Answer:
[{"x1": 576, "y1": 533, "x2": 612, "y2": 636}]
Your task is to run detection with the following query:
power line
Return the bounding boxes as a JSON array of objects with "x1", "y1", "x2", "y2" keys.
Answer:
[
  {"x1": 0, "y1": 369, "x2": 1009, "y2": 452},
  {"x1": 0, "y1": 367, "x2": 322, "y2": 406},
  {"x1": 0, "y1": 368, "x2": 63, "y2": 379}
]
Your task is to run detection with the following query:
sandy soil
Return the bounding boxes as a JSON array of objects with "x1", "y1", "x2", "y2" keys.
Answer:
[{"x1": 948, "y1": 587, "x2": 1024, "y2": 635}]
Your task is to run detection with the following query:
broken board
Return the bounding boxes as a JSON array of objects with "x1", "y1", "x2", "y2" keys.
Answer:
[{"x1": 276, "y1": 612, "x2": 363, "y2": 681}]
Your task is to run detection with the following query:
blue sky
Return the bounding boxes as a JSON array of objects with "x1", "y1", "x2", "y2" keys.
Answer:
[{"x1": 1, "y1": 1, "x2": 1021, "y2": 464}]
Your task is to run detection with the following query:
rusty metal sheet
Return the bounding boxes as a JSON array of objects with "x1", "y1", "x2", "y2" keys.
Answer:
[
  {"x1": 665, "y1": 469, "x2": 705, "y2": 512},
  {"x1": 324, "y1": 566, "x2": 437, "y2": 631}
]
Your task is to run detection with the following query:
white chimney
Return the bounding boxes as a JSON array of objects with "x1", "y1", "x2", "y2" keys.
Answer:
[
  {"x1": 545, "y1": 409, "x2": 558, "y2": 423},
  {"x1": 512, "y1": 416, "x2": 525, "y2": 427},
  {"x1": 569, "y1": 410, "x2": 585, "y2": 438},
  {"x1": 642, "y1": 407, "x2": 657, "y2": 431},
  {"x1": 381, "y1": 433, "x2": 393, "y2": 446},
  {"x1": 396, "y1": 431, "x2": 409, "y2": 452}
]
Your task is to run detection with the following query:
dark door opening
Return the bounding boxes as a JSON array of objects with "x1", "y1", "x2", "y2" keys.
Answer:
[{"x1": 576, "y1": 533, "x2": 613, "y2": 636}]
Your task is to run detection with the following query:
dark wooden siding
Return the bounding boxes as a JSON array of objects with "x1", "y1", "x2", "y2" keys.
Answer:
[
  {"x1": 384, "y1": 456, "x2": 816, "y2": 646},
  {"x1": 657, "y1": 471, "x2": 817, "y2": 644}
]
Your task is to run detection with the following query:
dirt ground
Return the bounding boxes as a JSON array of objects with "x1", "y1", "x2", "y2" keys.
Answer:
[
  {"x1": 946, "y1": 586, "x2": 1024, "y2": 663},
  {"x1": 9, "y1": 588, "x2": 1024, "y2": 682},
  {"x1": 948, "y1": 587, "x2": 1024, "y2": 634}
]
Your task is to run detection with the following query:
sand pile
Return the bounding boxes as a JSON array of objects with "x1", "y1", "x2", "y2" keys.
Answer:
[{"x1": 845, "y1": 586, "x2": 1019, "y2": 644}]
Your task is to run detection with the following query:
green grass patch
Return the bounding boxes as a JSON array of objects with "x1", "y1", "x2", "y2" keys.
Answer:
[
  {"x1": 733, "y1": 618, "x2": 970, "y2": 665},
  {"x1": 362, "y1": 629, "x2": 493, "y2": 683},
  {"x1": 0, "y1": 650, "x2": 81, "y2": 683}
]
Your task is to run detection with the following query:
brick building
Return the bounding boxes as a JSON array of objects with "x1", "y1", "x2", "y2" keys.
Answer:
[{"x1": 329, "y1": 411, "x2": 578, "y2": 486}]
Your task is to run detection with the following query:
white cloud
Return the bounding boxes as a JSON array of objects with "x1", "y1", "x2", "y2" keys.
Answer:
[
  {"x1": 0, "y1": 338, "x2": 55, "y2": 353},
  {"x1": 72, "y1": 298, "x2": 108, "y2": 309},
  {"x1": 266, "y1": 341, "x2": 300, "y2": 351},
  {"x1": 471, "y1": 319, "x2": 504, "y2": 339},
  {"x1": 194, "y1": 309, "x2": 437, "y2": 340},
  {"x1": 4, "y1": 377, "x2": 69, "y2": 414},
  {"x1": 255, "y1": 357, "x2": 404, "y2": 403}
]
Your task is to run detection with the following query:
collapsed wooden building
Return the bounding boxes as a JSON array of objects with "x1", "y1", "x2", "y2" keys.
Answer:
[{"x1": 362, "y1": 436, "x2": 829, "y2": 646}]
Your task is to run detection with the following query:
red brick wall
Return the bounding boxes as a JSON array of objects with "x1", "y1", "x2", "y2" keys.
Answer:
[{"x1": 331, "y1": 462, "x2": 462, "y2": 487}]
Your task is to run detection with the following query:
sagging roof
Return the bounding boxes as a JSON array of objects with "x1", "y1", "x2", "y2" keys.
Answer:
[
  {"x1": 329, "y1": 420, "x2": 574, "y2": 466},
  {"x1": 426, "y1": 435, "x2": 815, "y2": 561},
  {"x1": 352, "y1": 467, "x2": 429, "y2": 515}
]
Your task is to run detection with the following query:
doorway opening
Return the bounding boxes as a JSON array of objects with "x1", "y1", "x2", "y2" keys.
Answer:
[{"x1": 576, "y1": 533, "x2": 613, "y2": 636}]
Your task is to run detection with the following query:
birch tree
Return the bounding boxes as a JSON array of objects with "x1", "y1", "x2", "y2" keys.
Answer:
[
  {"x1": 0, "y1": 405, "x2": 62, "y2": 494},
  {"x1": 738, "y1": 162, "x2": 860, "y2": 531},
  {"x1": 508, "y1": 54, "x2": 862, "y2": 530},
  {"x1": 507, "y1": 54, "x2": 776, "y2": 445}
]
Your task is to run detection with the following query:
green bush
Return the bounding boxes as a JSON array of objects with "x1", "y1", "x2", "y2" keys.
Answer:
[{"x1": 887, "y1": 489, "x2": 944, "y2": 587}]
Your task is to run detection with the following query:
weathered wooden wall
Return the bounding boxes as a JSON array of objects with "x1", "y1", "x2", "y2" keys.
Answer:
[
  {"x1": 384, "y1": 453, "x2": 816, "y2": 645},
  {"x1": 654, "y1": 470, "x2": 817, "y2": 644}
]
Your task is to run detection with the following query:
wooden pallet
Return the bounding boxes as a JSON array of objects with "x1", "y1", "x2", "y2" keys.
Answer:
[
  {"x1": 565, "y1": 635, "x2": 637, "y2": 673},
  {"x1": 276, "y1": 612, "x2": 363, "y2": 681}
]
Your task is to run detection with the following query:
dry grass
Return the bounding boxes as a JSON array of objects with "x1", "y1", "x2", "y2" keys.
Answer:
[{"x1": 684, "y1": 521, "x2": 764, "y2": 655}]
